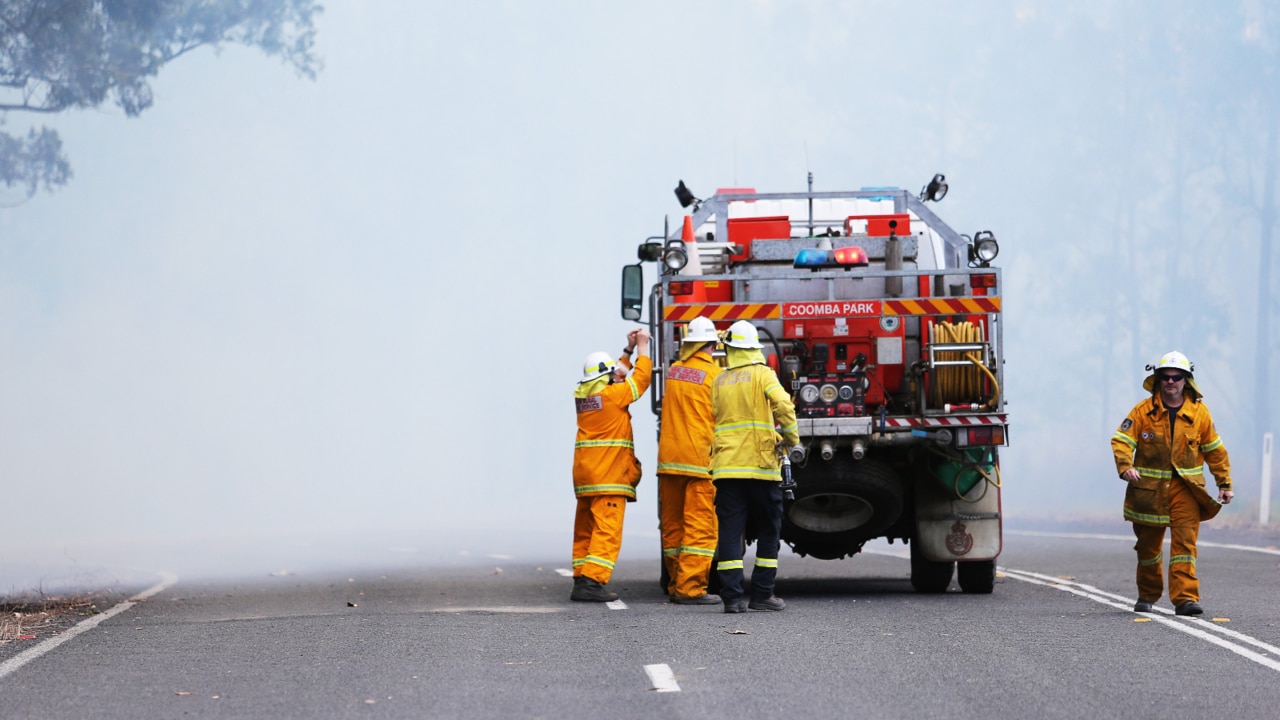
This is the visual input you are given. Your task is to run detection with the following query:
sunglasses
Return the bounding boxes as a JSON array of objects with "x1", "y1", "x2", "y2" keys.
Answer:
[{"x1": 1159, "y1": 374, "x2": 1186, "y2": 383}]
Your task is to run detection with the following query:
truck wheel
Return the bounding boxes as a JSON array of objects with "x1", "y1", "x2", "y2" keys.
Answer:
[
  {"x1": 956, "y1": 559, "x2": 995, "y2": 594},
  {"x1": 784, "y1": 457, "x2": 904, "y2": 547},
  {"x1": 910, "y1": 538, "x2": 954, "y2": 593}
]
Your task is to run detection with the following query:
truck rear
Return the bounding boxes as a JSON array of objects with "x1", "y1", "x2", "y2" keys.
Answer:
[{"x1": 620, "y1": 179, "x2": 1007, "y2": 593}]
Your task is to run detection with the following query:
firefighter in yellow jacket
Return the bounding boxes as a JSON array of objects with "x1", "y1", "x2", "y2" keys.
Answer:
[
  {"x1": 711, "y1": 320, "x2": 799, "y2": 613},
  {"x1": 571, "y1": 329, "x2": 652, "y2": 602},
  {"x1": 1111, "y1": 350, "x2": 1233, "y2": 616},
  {"x1": 657, "y1": 317, "x2": 723, "y2": 605}
]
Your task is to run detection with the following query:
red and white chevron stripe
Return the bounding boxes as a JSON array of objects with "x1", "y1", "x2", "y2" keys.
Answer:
[{"x1": 882, "y1": 415, "x2": 1007, "y2": 427}]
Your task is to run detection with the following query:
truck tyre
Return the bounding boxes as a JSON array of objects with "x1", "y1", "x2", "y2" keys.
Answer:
[
  {"x1": 783, "y1": 457, "x2": 903, "y2": 559},
  {"x1": 956, "y1": 559, "x2": 996, "y2": 594},
  {"x1": 910, "y1": 537, "x2": 954, "y2": 593}
]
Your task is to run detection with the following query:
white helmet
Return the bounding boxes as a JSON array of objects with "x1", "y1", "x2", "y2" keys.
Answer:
[
  {"x1": 682, "y1": 316, "x2": 719, "y2": 344},
  {"x1": 580, "y1": 351, "x2": 615, "y2": 382},
  {"x1": 723, "y1": 320, "x2": 763, "y2": 349},
  {"x1": 1155, "y1": 351, "x2": 1194, "y2": 374},
  {"x1": 1143, "y1": 350, "x2": 1202, "y2": 398}
]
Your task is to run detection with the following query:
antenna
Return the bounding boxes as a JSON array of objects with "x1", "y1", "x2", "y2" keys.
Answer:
[{"x1": 805, "y1": 142, "x2": 813, "y2": 237}]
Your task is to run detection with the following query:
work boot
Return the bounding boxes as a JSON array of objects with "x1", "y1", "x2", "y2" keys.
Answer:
[
  {"x1": 672, "y1": 593, "x2": 721, "y2": 606},
  {"x1": 723, "y1": 598, "x2": 749, "y2": 614},
  {"x1": 1175, "y1": 601, "x2": 1204, "y2": 616},
  {"x1": 1133, "y1": 600, "x2": 1155, "y2": 613},
  {"x1": 748, "y1": 596, "x2": 786, "y2": 612},
  {"x1": 570, "y1": 578, "x2": 618, "y2": 602}
]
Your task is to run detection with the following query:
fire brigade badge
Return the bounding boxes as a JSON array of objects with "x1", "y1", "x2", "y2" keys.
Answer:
[
  {"x1": 945, "y1": 521, "x2": 974, "y2": 556},
  {"x1": 1120, "y1": 419, "x2": 1132, "y2": 431}
]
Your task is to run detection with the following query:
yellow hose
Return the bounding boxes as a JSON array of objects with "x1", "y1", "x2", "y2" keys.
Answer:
[{"x1": 929, "y1": 321, "x2": 1000, "y2": 410}]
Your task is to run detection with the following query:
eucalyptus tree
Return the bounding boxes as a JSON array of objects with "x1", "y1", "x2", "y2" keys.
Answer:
[{"x1": 0, "y1": 0, "x2": 322, "y2": 198}]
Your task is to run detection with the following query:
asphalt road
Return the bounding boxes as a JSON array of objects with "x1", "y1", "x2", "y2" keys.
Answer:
[{"x1": 2, "y1": 529, "x2": 1279, "y2": 719}]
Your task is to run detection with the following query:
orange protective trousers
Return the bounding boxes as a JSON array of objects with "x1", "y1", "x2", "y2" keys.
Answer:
[
  {"x1": 1132, "y1": 474, "x2": 1201, "y2": 605},
  {"x1": 572, "y1": 495, "x2": 626, "y2": 584},
  {"x1": 658, "y1": 473, "x2": 718, "y2": 598}
]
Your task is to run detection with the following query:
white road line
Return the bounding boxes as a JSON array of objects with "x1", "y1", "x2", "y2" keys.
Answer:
[
  {"x1": 1000, "y1": 567, "x2": 1280, "y2": 673},
  {"x1": 0, "y1": 572, "x2": 178, "y2": 682},
  {"x1": 1006, "y1": 529, "x2": 1280, "y2": 556},
  {"x1": 554, "y1": 568, "x2": 574, "y2": 577},
  {"x1": 1000, "y1": 566, "x2": 1280, "y2": 659},
  {"x1": 644, "y1": 663, "x2": 681, "y2": 692},
  {"x1": 606, "y1": 599, "x2": 628, "y2": 610}
]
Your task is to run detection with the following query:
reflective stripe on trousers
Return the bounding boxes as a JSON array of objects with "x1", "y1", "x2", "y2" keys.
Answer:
[
  {"x1": 1132, "y1": 473, "x2": 1201, "y2": 604},
  {"x1": 659, "y1": 473, "x2": 718, "y2": 599},
  {"x1": 713, "y1": 477, "x2": 782, "y2": 603},
  {"x1": 572, "y1": 495, "x2": 627, "y2": 584}
]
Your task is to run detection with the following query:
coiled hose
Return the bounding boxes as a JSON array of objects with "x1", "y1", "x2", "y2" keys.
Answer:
[{"x1": 929, "y1": 320, "x2": 1001, "y2": 410}]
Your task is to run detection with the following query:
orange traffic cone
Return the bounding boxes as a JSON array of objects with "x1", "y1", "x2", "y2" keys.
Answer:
[
  {"x1": 681, "y1": 215, "x2": 703, "y2": 276},
  {"x1": 680, "y1": 215, "x2": 709, "y2": 303}
]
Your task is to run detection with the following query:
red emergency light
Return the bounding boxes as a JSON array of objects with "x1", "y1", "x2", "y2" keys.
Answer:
[{"x1": 833, "y1": 246, "x2": 869, "y2": 266}]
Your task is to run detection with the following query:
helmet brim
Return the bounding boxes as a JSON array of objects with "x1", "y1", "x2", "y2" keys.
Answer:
[{"x1": 1143, "y1": 373, "x2": 1202, "y2": 399}]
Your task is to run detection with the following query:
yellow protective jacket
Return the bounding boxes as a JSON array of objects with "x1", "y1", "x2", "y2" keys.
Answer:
[
  {"x1": 710, "y1": 359, "x2": 799, "y2": 481},
  {"x1": 573, "y1": 355, "x2": 652, "y2": 500},
  {"x1": 1111, "y1": 395, "x2": 1231, "y2": 526},
  {"x1": 657, "y1": 349, "x2": 721, "y2": 478}
]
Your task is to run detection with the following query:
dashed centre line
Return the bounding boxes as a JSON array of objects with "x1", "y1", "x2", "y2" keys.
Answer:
[{"x1": 644, "y1": 663, "x2": 680, "y2": 692}]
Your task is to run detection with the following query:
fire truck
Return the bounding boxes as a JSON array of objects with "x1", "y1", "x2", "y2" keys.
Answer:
[{"x1": 620, "y1": 176, "x2": 1006, "y2": 593}]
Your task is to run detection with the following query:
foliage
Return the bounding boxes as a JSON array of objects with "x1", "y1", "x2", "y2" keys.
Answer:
[{"x1": 0, "y1": 0, "x2": 322, "y2": 198}]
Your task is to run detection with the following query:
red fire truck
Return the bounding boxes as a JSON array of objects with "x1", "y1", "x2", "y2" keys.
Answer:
[{"x1": 620, "y1": 176, "x2": 1006, "y2": 593}]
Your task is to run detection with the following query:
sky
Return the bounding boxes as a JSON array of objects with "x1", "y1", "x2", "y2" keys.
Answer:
[{"x1": 1, "y1": 1, "x2": 1276, "y2": 592}]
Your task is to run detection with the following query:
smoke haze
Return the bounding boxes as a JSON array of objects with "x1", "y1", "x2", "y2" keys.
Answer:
[{"x1": 2, "y1": 2, "x2": 1276, "y2": 592}]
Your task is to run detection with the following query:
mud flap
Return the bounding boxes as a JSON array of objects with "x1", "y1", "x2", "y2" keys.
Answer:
[{"x1": 913, "y1": 464, "x2": 1001, "y2": 563}]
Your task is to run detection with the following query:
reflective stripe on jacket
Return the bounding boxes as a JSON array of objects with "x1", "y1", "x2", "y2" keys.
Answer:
[
  {"x1": 573, "y1": 355, "x2": 651, "y2": 499},
  {"x1": 710, "y1": 360, "x2": 798, "y2": 481},
  {"x1": 1110, "y1": 395, "x2": 1231, "y2": 526},
  {"x1": 657, "y1": 349, "x2": 721, "y2": 478}
]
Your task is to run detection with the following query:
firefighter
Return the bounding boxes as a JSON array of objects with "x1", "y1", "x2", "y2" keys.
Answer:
[
  {"x1": 570, "y1": 329, "x2": 652, "y2": 602},
  {"x1": 710, "y1": 320, "x2": 799, "y2": 613},
  {"x1": 657, "y1": 316, "x2": 723, "y2": 605},
  {"x1": 1110, "y1": 350, "x2": 1234, "y2": 616}
]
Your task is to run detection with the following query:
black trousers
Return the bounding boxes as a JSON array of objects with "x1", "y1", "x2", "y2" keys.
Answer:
[{"x1": 713, "y1": 478, "x2": 782, "y2": 602}]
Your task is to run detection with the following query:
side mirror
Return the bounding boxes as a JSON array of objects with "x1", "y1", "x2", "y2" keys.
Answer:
[{"x1": 621, "y1": 263, "x2": 644, "y2": 321}]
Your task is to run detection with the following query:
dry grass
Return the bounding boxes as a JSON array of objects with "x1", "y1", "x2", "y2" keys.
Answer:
[{"x1": 0, "y1": 594, "x2": 102, "y2": 646}]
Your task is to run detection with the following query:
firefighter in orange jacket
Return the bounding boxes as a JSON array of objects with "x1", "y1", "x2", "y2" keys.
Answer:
[
  {"x1": 1111, "y1": 351, "x2": 1233, "y2": 616},
  {"x1": 657, "y1": 317, "x2": 723, "y2": 605},
  {"x1": 711, "y1": 320, "x2": 799, "y2": 614},
  {"x1": 570, "y1": 328, "x2": 652, "y2": 602}
]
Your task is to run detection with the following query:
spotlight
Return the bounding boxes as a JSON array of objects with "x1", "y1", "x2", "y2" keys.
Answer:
[
  {"x1": 968, "y1": 230, "x2": 999, "y2": 266},
  {"x1": 919, "y1": 173, "x2": 948, "y2": 202},
  {"x1": 674, "y1": 180, "x2": 701, "y2": 210},
  {"x1": 663, "y1": 240, "x2": 689, "y2": 271}
]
